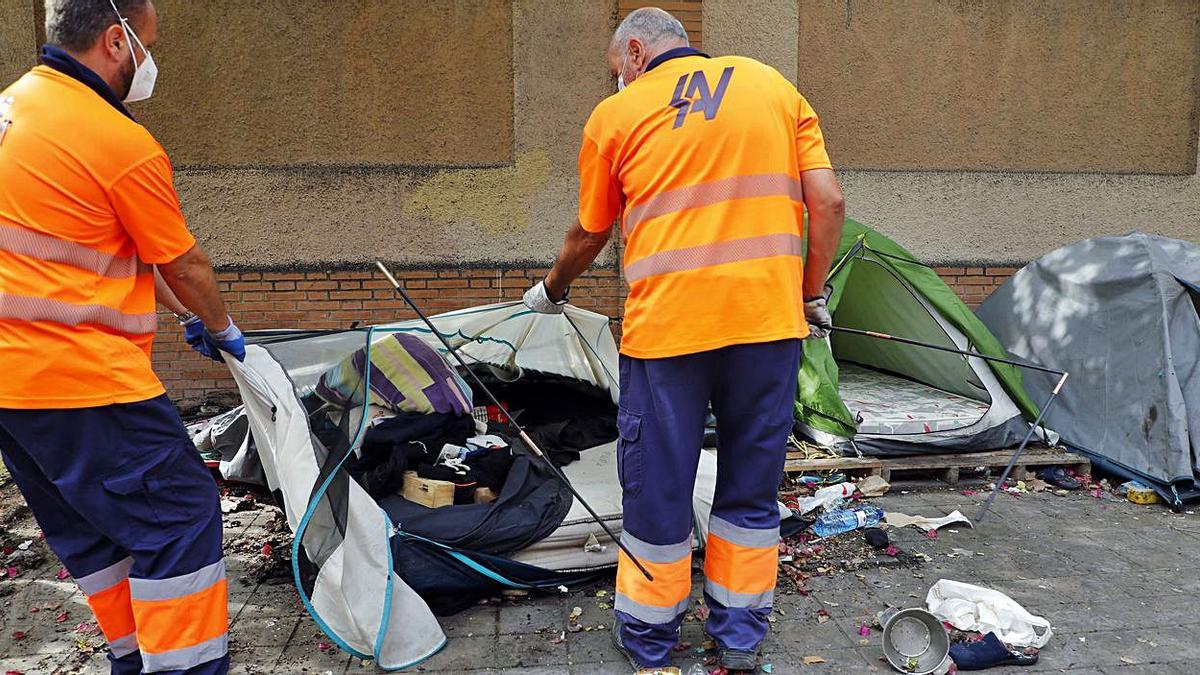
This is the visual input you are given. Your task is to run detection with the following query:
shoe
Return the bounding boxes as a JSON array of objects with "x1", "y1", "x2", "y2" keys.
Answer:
[
  {"x1": 718, "y1": 647, "x2": 759, "y2": 671},
  {"x1": 1036, "y1": 466, "x2": 1082, "y2": 490},
  {"x1": 949, "y1": 632, "x2": 1039, "y2": 670},
  {"x1": 612, "y1": 627, "x2": 680, "y2": 674}
]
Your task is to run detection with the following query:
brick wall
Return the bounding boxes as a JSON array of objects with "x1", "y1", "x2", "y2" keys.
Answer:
[
  {"x1": 156, "y1": 263, "x2": 1015, "y2": 404},
  {"x1": 153, "y1": 266, "x2": 625, "y2": 403},
  {"x1": 618, "y1": 0, "x2": 703, "y2": 47},
  {"x1": 933, "y1": 266, "x2": 1021, "y2": 309}
]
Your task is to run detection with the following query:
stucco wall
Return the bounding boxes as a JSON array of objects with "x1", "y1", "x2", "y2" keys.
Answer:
[
  {"x1": 144, "y1": 0, "x2": 514, "y2": 167},
  {"x1": 3, "y1": 0, "x2": 1197, "y2": 268},
  {"x1": 0, "y1": 0, "x2": 35, "y2": 86},
  {"x1": 797, "y1": 0, "x2": 1200, "y2": 174}
]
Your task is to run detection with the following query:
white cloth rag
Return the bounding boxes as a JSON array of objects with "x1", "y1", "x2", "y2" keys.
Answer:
[
  {"x1": 885, "y1": 510, "x2": 973, "y2": 531},
  {"x1": 926, "y1": 579, "x2": 1053, "y2": 648}
]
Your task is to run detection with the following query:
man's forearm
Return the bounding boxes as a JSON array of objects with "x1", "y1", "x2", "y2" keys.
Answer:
[
  {"x1": 801, "y1": 170, "x2": 846, "y2": 299},
  {"x1": 545, "y1": 222, "x2": 612, "y2": 300},
  {"x1": 154, "y1": 267, "x2": 189, "y2": 316},
  {"x1": 157, "y1": 245, "x2": 232, "y2": 332}
]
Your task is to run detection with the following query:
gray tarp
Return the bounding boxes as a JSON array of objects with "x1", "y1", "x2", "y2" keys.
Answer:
[{"x1": 976, "y1": 233, "x2": 1200, "y2": 499}]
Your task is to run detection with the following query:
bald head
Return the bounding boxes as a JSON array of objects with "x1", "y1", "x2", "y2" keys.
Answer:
[{"x1": 609, "y1": 7, "x2": 689, "y2": 88}]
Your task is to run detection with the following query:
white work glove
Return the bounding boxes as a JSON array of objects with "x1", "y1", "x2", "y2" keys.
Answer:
[
  {"x1": 523, "y1": 279, "x2": 569, "y2": 314},
  {"x1": 804, "y1": 285, "x2": 834, "y2": 339}
]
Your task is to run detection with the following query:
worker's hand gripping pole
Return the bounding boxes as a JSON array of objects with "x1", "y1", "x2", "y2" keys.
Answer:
[
  {"x1": 824, "y1": 326, "x2": 1070, "y2": 523},
  {"x1": 374, "y1": 262, "x2": 654, "y2": 582}
]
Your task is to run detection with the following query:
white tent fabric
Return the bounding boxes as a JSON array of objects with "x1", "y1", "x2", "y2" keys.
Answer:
[{"x1": 214, "y1": 302, "x2": 746, "y2": 665}]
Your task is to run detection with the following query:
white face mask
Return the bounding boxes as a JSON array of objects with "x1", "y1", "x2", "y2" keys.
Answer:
[
  {"x1": 617, "y1": 51, "x2": 628, "y2": 91},
  {"x1": 108, "y1": 0, "x2": 157, "y2": 103}
]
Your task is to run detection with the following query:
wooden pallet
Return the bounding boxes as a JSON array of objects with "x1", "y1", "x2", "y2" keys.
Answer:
[{"x1": 784, "y1": 446, "x2": 1090, "y2": 485}]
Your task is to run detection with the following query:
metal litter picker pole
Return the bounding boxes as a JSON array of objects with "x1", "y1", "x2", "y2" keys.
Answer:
[
  {"x1": 825, "y1": 325, "x2": 1069, "y2": 523},
  {"x1": 374, "y1": 261, "x2": 654, "y2": 582}
]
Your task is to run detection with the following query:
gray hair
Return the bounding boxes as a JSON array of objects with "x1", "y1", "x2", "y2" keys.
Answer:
[
  {"x1": 611, "y1": 7, "x2": 689, "y2": 54},
  {"x1": 45, "y1": 0, "x2": 149, "y2": 52}
]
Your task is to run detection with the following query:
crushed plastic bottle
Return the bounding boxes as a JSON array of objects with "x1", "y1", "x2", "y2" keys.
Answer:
[
  {"x1": 810, "y1": 505, "x2": 884, "y2": 538},
  {"x1": 686, "y1": 664, "x2": 708, "y2": 675},
  {"x1": 797, "y1": 481, "x2": 857, "y2": 514}
]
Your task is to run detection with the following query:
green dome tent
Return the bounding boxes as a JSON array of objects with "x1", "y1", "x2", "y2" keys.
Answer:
[{"x1": 795, "y1": 220, "x2": 1041, "y2": 456}]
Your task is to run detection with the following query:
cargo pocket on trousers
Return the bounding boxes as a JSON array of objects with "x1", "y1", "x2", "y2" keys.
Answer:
[
  {"x1": 101, "y1": 443, "x2": 216, "y2": 544},
  {"x1": 616, "y1": 409, "x2": 643, "y2": 499}
]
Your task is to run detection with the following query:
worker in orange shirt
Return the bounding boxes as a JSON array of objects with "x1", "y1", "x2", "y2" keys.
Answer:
[
  {"x1": 0, "y1": 1, "x2": 239, "y2": 673},
  {"x1": 524, "y1": 7, "x2": 845, "y2": 673}
]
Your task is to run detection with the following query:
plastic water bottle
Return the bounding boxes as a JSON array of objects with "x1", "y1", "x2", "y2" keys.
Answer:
[
  {"x1": 810, "y1": 505, "x2": 884, "y2": 538},
  {"x1": 686, "y1": 664, "x2": 707, "y2": 675}
]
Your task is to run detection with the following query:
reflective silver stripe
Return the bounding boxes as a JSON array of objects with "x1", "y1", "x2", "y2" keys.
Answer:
[
  {"x1": 624, "y1": 233, "x2": 804, "y2": 284},
  {"x1": 624, "y1": 173, "x2": 804, "y2": 234},
  {"x1": 0, "y1": 292, "x2": 156, "y2": 334},
  {"x1": 75, "y1": 557, "x2": 134, "y2": 596},
  {"x1": 130, "y1": 560, "x2": 225, "y2": 602},
  {"x1": 621, "y1": 532, "x2": 692, "y2": 564},
  {"x1": 614, "y1": 593, "x2": 692, "y2": 625},
  {"x1": 142, "y1": 633, "x2": 228, "y2": 673},
  {"x1": 108, "y1": 632, "x2": 139, "y2": 658},
  {"x1": 704, "y1": 579, "x2": 774, "y2": 610},
  {"x1": 0, "y1": 224, "x2": 148, "y2": 278},
  {"x1": 708, "y1": 516, "x2": 780, "y2": 549}
]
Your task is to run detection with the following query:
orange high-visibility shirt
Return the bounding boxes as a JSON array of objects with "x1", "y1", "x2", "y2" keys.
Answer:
[
  {"x1": 578, "y1": 50, "x2": 832, "y2": 359},
  {"x1": 0, "y1": 66, "x2": 196, "y2": 409}
]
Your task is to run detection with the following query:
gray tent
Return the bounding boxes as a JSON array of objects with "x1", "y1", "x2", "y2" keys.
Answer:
[{"x1": 977, "y1": 233, "x2": 1200, "y2": 505}]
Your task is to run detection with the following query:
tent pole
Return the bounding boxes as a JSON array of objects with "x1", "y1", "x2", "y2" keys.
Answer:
[
  {"x1": 974, "y1": 373, "x2": 1069, "y2": 522},
  {"x1": 826, "y1": 326, "x2": 1064, "y2": 375},
  {"x1": 374, "y1": 262, "x2": 654, "y2": 582}
]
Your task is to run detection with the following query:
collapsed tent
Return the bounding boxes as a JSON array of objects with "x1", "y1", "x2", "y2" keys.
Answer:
[
  {"x1": 211, "y1": 302, "x2": 769, "y2": 668},
  {"x1": 977, "y1": 233, "x2": 1200, "y2": 505},
  {"x1": 795, "y1": 219, "x2": 1042, "y2": 456}
]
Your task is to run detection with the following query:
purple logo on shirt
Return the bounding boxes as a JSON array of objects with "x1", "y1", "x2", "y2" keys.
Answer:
[{"x1": 669, "y1": 67, "x2": 734, "y2": 129}]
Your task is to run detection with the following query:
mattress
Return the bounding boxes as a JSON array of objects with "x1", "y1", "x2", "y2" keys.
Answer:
[{"x1": 838, "y1": 363, "x2": 990, "y2": 435}]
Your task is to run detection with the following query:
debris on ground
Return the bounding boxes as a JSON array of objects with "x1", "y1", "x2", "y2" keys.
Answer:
[
  {"x1": 885, "y1": 510, "x2": 972, "y2": 533},
  {"x1": 857, "y1": 475, "x2": 891, "y2": 497}
]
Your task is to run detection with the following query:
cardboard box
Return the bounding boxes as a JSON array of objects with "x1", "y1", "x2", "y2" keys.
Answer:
[
  {"x1": 473, "y1": 487, "x2": 498, "y2": 504},
  {"x1": 401, "y1": 471, "x2": 455, "y2": 509}
]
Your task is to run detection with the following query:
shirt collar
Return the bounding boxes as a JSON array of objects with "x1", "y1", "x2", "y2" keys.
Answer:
[
  {"x1": 37, "y1": 44, "x2": 135, "y2": 121},
  {"x1": 644, "y1": 46, "x2": 710, "y2": 73}
]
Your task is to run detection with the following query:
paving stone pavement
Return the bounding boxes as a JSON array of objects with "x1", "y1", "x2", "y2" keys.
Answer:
[{"x1": 1, "y1": 480, "x2": 1198, "y2": 674}]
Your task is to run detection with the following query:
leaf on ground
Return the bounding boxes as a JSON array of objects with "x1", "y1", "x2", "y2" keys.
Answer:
[
  {"x1": 55, "y1": 569, "x2": 70, "y2": 580},
  {"x1": 54, "y1": 611, "x2": 69, "y2": 623}
]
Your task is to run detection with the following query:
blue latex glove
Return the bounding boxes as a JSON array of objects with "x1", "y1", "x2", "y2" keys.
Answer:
[
  {"x1": 181, "y1": 315, "x2": 222, "y2": 362},
  {"x1": 202, "y1": 316, "x2": 246, "y2": 363}
]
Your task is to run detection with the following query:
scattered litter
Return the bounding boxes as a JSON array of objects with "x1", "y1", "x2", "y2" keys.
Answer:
[
  {"x1": 584, "y1": 532, "x2": 605, "y2": 553},
  {"x1": 857, "y1": 475, "x2": 890, "y2": 497},
  {"x1": 673, "y1": 641, "x2": 693, "y2": 652},
  {"x1": 960, "y1": 489, "x2": 978, "y2": 496},
  {"x1": 55, "y1": 568, "x2": 70, "y2": 580},
  {"x1": 885, "y1": 545, "x2": 899, "y2": 557},
  {"x1": 260, "y1": 543, "x2": 273, "y2": 557},
  {"x1": 1120, "y1": 656, "x2": 1135, "y2": 665},
  {"x1": 926, "y1": 579, "x2": 1052, "y2": 648},
  {"x1": 694, "y1": 602, "x2": 711, "y2": 621},
  {"x1": 557, "y1": 585, "x2": 568, "y2": 594},
  {"x1": 54, "y1": 611, "x2": 70, "y2": 623},
  {"x1": 858, "y1": 624, "x2": 871, "y2": 637},
  {"x1": 811, "y1": 505, "x2": 884, "y2": 538},
  {"x1": 16, "y1": 540, "x2": 31, "y2": 551},
  {"x1": 595, "y1": 589, "x2": 607, "y2": 597},
  {"x1": 567, "y1": 606, "x2": 584, "y2": 633},
  {"x1": 11, "y1": 631, "x2": 25, "y2": 640},
  {"x1": 760, "y1": 664, "x2": 773, "y2": 673},
  {"x1": 802, "y1": 655, "x2": 825, "y2": 665},
  {"x1": 864, "y1": 527, "x2": 889, "y2": 549},
  {"x1": 550, "y1": 631, "x2": 565, "y2": 644},
  {"x1": 1120, "y1": 481, "x2": 1160, "y2": 505},
  {"x1": 816, "y1": 608, "x2": 830, "y2": 624},
  {"x1": 885, "y1": 510, "x2": 973, "y2": 533},
  {"x1": 797, "y1": 482, "x2": 856, "y2": 514},
  {"x1": 317, "y1": 642, "x2": 334, "y2": 653}
]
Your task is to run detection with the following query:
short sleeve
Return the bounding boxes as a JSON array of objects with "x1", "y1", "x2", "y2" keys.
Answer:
[
  {"x1": 577, "y1": 116, "x2": 622, "y2": 233},
  {"x1": 796, "y1": 94, "x2": 833, "y2": 172},
  {"x1": 109, "y1": 153, "x2": 196, "y2": 264}
]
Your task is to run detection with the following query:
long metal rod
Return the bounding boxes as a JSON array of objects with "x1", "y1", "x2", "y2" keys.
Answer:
[
  {"x1": 827, "y1": 326, "x2": 1064, "y2": 376},
  {"x1": 374, "y1": 262, "x2": 654, "y2": 582},
  {"x1": 975, "y1": 372, "x2": 1069, "y2": 522},
  {"x1": 825, "y1": 324, "x2": 1071, "y2": 522}
]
